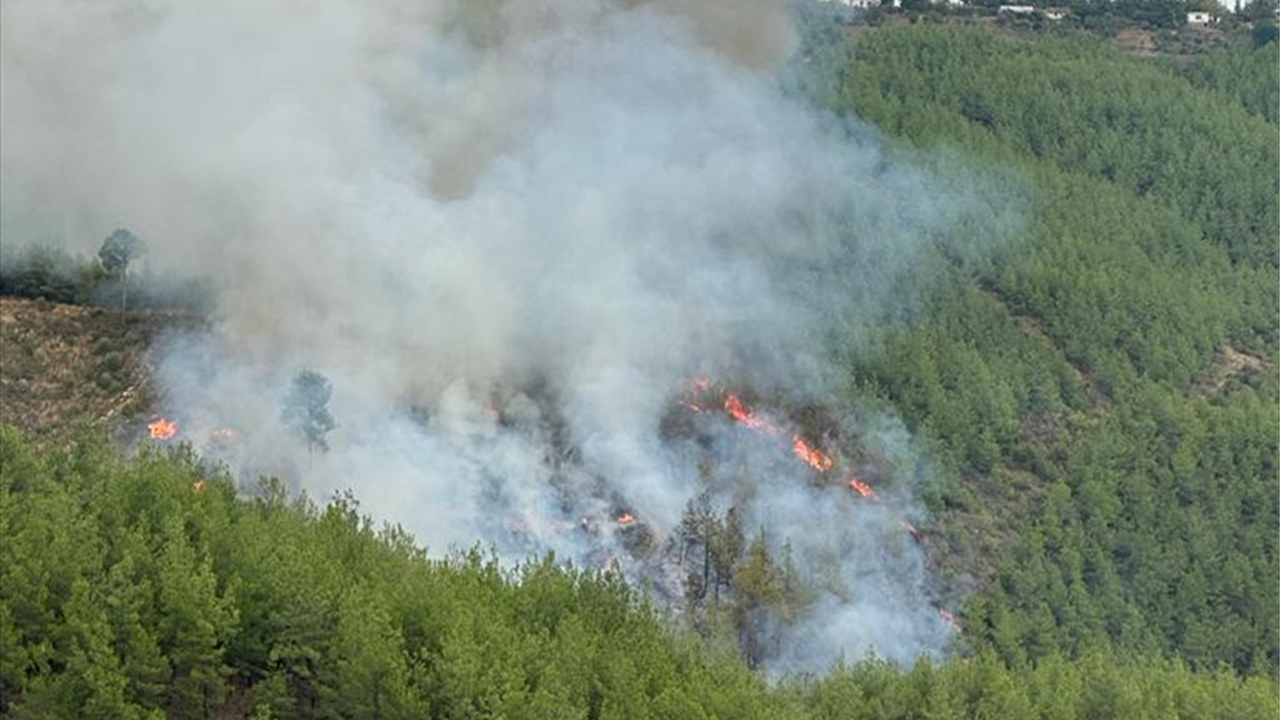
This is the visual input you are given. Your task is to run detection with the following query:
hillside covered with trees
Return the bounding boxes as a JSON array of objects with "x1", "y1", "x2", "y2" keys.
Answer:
[
  {"x1": 802, "y1": 22, "x2": 1278, "y2": 678},
  {"x1": 1, "y1": 14, "x2": 1276, "y2": 720},
  {"x1": 1, "y1": 428, "x2": 1275, "y2": 718}
]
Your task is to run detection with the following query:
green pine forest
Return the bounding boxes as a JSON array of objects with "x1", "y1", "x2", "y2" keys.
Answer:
[{"x1": 2, "y1": 18, "x2": 1278, "y2": 720}]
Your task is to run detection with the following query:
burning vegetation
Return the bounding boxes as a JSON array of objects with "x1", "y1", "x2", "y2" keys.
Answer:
[
  {"x1": 660, "y1": 378, "x2": 952, "y2": 664},
  {"x1": 147, "y1": 416, "x2": 177, "y2": 440},
  {"x1": 420, "y1": 376, "x2": 956, "y2": 668},
  {"x1": 792, "y1": 436, "x2": 834, "y2": 472},
  {"x1": 847, "y1": 477, "x2": 878, "y2": 501},
  {"x1": 149, "y1": 370, "x2": 952, "y2": 671}
]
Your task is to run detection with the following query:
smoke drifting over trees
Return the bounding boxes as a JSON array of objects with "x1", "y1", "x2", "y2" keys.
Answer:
[{"x1": 0, "y1": 0, "x2": 1022, "y2": 671}]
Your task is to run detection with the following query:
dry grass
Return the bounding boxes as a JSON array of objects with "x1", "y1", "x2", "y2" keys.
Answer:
[{"x1": 0, "y1": 297, "x2": 199, "y2": 445}]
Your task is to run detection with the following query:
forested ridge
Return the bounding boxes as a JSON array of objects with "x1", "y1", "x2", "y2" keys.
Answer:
[
  {"x1": 1, "y1": 428, "x2": 1276, "y2": 718},
  {"x1": 805, "y1": 23, "x2": 1278, "y2": 675},
  {"x1": 1, "y1": 19, "x2": 1277, "y2": 720}
]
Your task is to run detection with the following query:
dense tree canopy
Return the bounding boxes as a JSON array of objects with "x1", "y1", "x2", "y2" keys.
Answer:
[
  {"x1": 1, "y1": 17, "x2": 1276, "y2": 719},
  {"x1": 1, "y1": 427, "x2": 1275, "y2": 718},
  {"x1": 804, "y1": 23, "x2": 1278, "y2": 676}
]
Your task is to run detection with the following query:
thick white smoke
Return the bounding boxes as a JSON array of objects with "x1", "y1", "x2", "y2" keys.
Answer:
[{"x1": 1, "y1": 0, "x2": 1021, "y2": 673}]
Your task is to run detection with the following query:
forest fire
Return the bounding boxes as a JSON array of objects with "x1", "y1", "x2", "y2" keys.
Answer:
[
  {"x1": 723, "y1": 393, "x2": 783, "y2": 435},
  {"x1": 848, "y1": 477, "x2": 878, "y2": 501},
  {"x1": 616, "y1": 512, "x2": 637, "y2": 526},
  {"x1": 792, "y1": 436, "x2": 834, "y2": 471},
  {"x1": 191, "y1": 480, "x2": 206, "y2": 493},
  {"x1": 685, "y1": 381, "x2": 848, "y2": 477},
  {"x1": 148, "y1": 417, "x2": 178, "y2": 440}
]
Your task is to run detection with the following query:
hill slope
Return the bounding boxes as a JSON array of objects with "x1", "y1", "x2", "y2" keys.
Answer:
[
  {"x1": 806, "y1": 23, "x2": 1279, "y2": 673},
  {"x1": 2, "y1": 427, "x2": 1276, "y2": 718},
  {"x1": 0, "y1": 17, "x2": 1276, "y2": 718},
  {"x1": 0, "y1": 298, "x2": 164, "y2": 442}
]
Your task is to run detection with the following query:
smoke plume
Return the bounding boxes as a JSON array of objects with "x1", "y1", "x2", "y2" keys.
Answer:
[{"x1": 1, "y1": 0, "x2": 1021, "y2": 673}]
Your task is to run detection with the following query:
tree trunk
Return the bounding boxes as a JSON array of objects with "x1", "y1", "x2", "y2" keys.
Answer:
[{"x1": 700, "y1": 543, "x2": 710, "y2": 600}]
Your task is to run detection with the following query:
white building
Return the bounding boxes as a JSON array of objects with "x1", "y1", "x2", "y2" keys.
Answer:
[
  {"x1": 999, "y1": 5, "x2": 1036, "y2": 13},
  {"x1": 822, "y1": 0, "x2": 881, "y2": 8},
  {"x1": 1186, "y1": 10, "x2": 1215, "y2": 23}
]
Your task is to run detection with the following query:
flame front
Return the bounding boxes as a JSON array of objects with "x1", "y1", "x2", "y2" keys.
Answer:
[
  {"x1": 723, "y1": 393, "x2": 783, "y2": 435},
  {"x1": 148, "y1": 417, "x2": 178, "y2": 440},
  {"x1": 848, "y1": 476, "x2": 878, "y2": 501},
  {"x1": 792, "y1": 436, "x2": 834, "y2": 471},
  {"x1": 616, "y1": 512, "x2": 637, "y2": 526}
]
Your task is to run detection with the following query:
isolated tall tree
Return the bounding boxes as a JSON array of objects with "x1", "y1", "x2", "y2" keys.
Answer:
[
  {"x1": 97, "y1": 228, "x2": 143, "y2": 311},
  {"x1": 281, "y1": 370, "x2": 336, "y2": 455}
]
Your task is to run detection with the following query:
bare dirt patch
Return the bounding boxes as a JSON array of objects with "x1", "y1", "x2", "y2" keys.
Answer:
[
  {"x1": 1115, "y1": 28, "x2": 1157, "y2": 56},
  {"x1": 1189, "y1": 346, "x2": 1268, "y2": 399}
]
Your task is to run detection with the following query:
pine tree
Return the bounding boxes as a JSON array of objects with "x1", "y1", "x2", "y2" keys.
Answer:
[
  {"x1": 328, "y1": 589, "x2": 420, "y2": 719},
  {"x1": 281, "y1": 371, "x2": 336, "y2": 456},
  {"x1": 153, "y1": 517, "x2": 237, "y2": 720},
  {"x1": 97, "y1": 228, "x2": 144, "y2": 311},
  {"x1": 103, "y1": 545, "x2": 170, "y2": 708},
  {"x1": 14, "y1": 578, "x2": 143, "y2": 720}
]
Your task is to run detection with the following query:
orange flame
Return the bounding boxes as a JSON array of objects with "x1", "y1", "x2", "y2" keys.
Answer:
[
  {"x1": 616, "y1": 511, "x2": 637, "y2": 526},
  {"x1": 723, "y1": 393, "x2": 783, "y2": 435},
  {"x1": 792, "y1": 436, "x2": 834, "y2": 471},
  {"x1": 848, "y1": 476, "x2": 878, "y2": 501},
  {"x1": 148, "y1": 418, "x2": 178, "y2": 440},
  {"x1": 191, "y1": 480, "x2": 207, "y2": 493}
]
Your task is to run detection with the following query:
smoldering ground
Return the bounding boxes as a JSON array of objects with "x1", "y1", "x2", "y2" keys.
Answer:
[{"x1": 1, "y1": 0, "x2": 1023, "y2": 673}]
